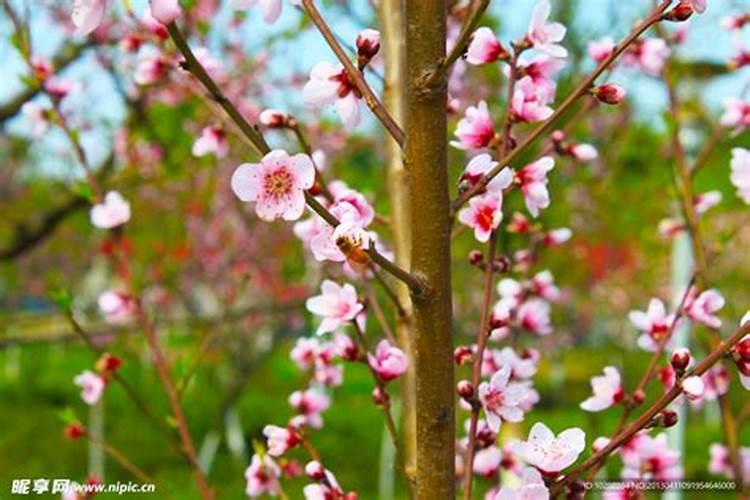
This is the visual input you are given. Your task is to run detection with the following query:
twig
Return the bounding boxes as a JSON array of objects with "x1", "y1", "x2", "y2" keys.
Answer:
[
  {"x1": 300, "y1": 0, "x2": 405, "y2": 148},
  {"x1": 165, "y1": 22, "x2": 422, "y2": 295},
  {"x1": 552, "y1": 321, "x2": 750, "y2": 496},
  {"x1": 135, "y1": 303, "x2": 214, "y2": 500},
  {"x1": 452, "y1": 0, "x2": 673, "y2": 213}
]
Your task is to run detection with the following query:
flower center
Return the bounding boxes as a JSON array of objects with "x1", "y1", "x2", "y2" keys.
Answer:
[{"x1": 264, "y1": 168, "x2": 293, "y2": 199}]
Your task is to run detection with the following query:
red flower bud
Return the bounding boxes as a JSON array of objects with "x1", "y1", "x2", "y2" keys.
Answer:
[
  {"x1": 594, "y1": 84, "x2": 626, "y2": 105},
  {"x1": 456, "y1": 380, "x2": 475, "y2": 400},
  {"x1": 454, "y1": 345, "x2": 473, "y2": 365},
  {"x1": 96, "y1": 352, "x2": 123, "y2": 374},
  {"x1": 632, "y1": 389, "x2": 646, "y2": 405},
  {"x1": 664, "y1": 2, "x2": 694, "y2": 22},
  {"x1": 670, "y1": 348, "x2": 692, "y2": 372},
  {"x1": 661, "y1": 409, "x2": 679, "y2": 428},
  {"x1": 737, "y1": 359, "x2": 750, "y2": 377},
  {"x1": 65, "y1": 422, "x2": 86, "y2": 440},
  {"x1": 468, "y1": 250, "x2": 484, "y2": 267},
  {"x1": 735, "y1": 336, "x2": 750, "y2": 362}
]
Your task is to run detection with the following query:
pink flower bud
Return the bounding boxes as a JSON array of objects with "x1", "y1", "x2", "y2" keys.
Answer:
[
  {"x1": 594, "y1": 84, "x2": 626, "y2": 105},
  {"x1": 305, "y1": 461, "x2": 326, "y2": 480},
  {"x1": 259, "y1": 109, "x2": 288, "y2": 128},
  {"x1": 670, "y1": 348, "x2": 692, "y2": 371},
  {"x1": 372, "y1": 386, "x2": 389, "y2": 406},
  {"x1": 456, "y1": 380, "x2": 475, "y2": 400},
  {"x1": 150, "y1": 0, "x2": 181, "y2": 25},
  {"x1": 356, "y1": 29, "x2": 380, "y2": 67}
]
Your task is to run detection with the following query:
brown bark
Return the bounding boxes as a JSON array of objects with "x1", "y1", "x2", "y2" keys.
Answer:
[
  {"x1": 379, "y1": 0, "x2": 417, "y2": 487},
  {"x1": 404, "y1": 1, "x2": 455, "y2": 498}
]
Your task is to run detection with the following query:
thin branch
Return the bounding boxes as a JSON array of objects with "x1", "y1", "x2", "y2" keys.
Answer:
[
  {"x1": 452, "y1": 0, "x2": 673, "y2": 213},
  {"x1": 552, "y1": 320, "x2": 750, "y2": 496},
  {"x1": 135, "y1": 303, "x2": 214, "y2": 500},
  {"x1": 166, "y1": 22, "x2": 422, "y2": 295},
  {"x1": 300, "y1": 0, "x2": 405, "y2": 148},
  {"x1": 442, "y1": 0, "x2": 492, "y2": 72}
]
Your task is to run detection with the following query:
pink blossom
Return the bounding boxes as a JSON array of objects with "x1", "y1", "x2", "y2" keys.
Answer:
[
  {"x1": 512, "y1": 422, "x2": 586, "y2": 474},
  {"x1": 681, "y1": 375, "x2": 705, "y2": 399},
  {"x1": 451, "y1": 101, "x2": 496, "y2": 150},
  {"x1": 527, "y1": 0, "x2": 567, "y2": 58},
  {"x1": 72, "y1": 0, "x2": 107, "y2": 36},
  {"x1": 492, "y1": 467, "x2": 549, "y2": 500},
  {"x1": 21, "y1": 102, "x2": 49, "y2": 137},
  {"x1": 149, "y1": 0, "x2": 181, "y2": 24},
  {"x1": 496, "y1": 347, "x2": 538, "y2": 380},
  {"x1": 263, "y1": 425, "x2": 301, "y2": 456},
  {"x1": 367, "y1": 340, "x2": 408, "y2": 382},
  {"x1": 90, "y1": 191, "x2": 131, "y2": 229},
  {"x1": 569, "y1": 143, "x2": 598, "y2": 162},
  {"x1": 306, "y1": 280, "x2": 363, "y2": 335},
  {"x1": 303, "y1": 62, "x2": 361, "y2": 128},
  {"x1": 512, "y1": 77, "x2": 554, "y2": 123},
  {"x1": 465, "y1": 27, "x2": 507, "y2": 65},
  {"x1": 588, "y1": 37, "x2": 615, "y2": 63},
  {"x1": 302, "y1": 462, "x2": 350, "y2": 499},
  {"x1": 245, "y1": 454, "x2": 281, "y2": 497},
  {"x1": 530, "y1": 270, "x2": 560, "y2": 302},
  {"x1": 730, "y1": 148, "x2": 750, "y2": 203},
  {"x1": 231, "y1": 149, "x2": 315, "y2": 222},
  {"x1": 739, "y1": 313, "x2": 750, "y2": 390},
  {"x1": 621, "y1": 433, "x2": 682, "y2": 480},
  {"x1": 497, "y1": 278, "x2": 524, "y2": 307},
  {"x1": 720, "y1": 99, "x2": 750, "y2": 131},
  {"x1": 478, "y1": 366, "x2": 528, "y2": 432},
  {"x1": 134, "y1": 51, "x2": 170, "y2": 86},
  {"x1": 290, "y1": 337, "x2": 321, "y2": 370},
  {"x1": 709, "y1": 443, "x2": 750, "y2": 482},
  {"x1": 458, "y1": 168, "x2": 514, "y2": 242},
  {"x1": 700, "y1": 365, "x2": 730, "y2": 401},
  {"x1": 74, "y1": 370, "x2": 105, "y2": 405},
  {"x1": 625, "y1": 39, "x2": 670, "y2": 76},
  {"x1": 658, "y1": 218, "x2": 685, "y2": 239},
  {"x1": 489, "y1": 300, "x2": 513, "y2": 341},
  {"x1": 517, "y1": 55, "x2": 564, "y2": 101},
  {"x1": 543, "y1": 227, "x2": 572, "y2": 246},
  {"x1": 515, "y1": 156, "x2": 555, "y2": 217},
  {"x1": 581, "y1": 366, "x2": 623, "y2": 412},
  {"x1": 192, "y1": 126, "x2": 228, "y2": 158},
  {"x1": 192, "y1": 47, "x2": 227, "y2": 83},
  {"x1": 288, "y1": 388, "x2": 330, "y2": 429},
  {"x1": 98, "y1": 291, "x2": 135, "y2": 324},
  {"x1": 459, "y1": 154, "x2": 509, "y2": 192},
  {"x1": 694, "y1": 190, "x2": 722, "y2": 214},
  {"x1": 517, "y1": 299, "x2": 552, "y2": 336},
  {"x1": 684, "y1": 287, "x2": 724, "y2": 329},
  {"x1": 473, "y1": 446, "x2": 503, "y2": 478},
  {"x1": 233, "y1": 0, "x2": 300, "y2": 24},
  {"x1": 328, "y1": 181, "x2": 375, "y2": 225},
  {"x1": 689, "y1": 0, "x2": 706, "y2": 13},
  {"x1": 628, "y1": 298, "x2": 676, "y2": 352}
]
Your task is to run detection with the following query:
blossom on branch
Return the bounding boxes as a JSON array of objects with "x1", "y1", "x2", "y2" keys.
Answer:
[
  {"x1": 580, "y1": 366, "x2": 623, "y2": 412},
  {"x1": 512, "y1": 422, "x2": 586, "y2": 474},
  {"x1": 527, "y1": 0, "x2": 568, "y2": 58},
  {"x1": 73, "y1": 370, "x2": 105, "y2": 405},
  {"x1": 231, "y1": 149, "x2": 315, "y2": 222},
  {"x1": 303, "y1": 62, "x2": 362, "y2": 128},
  {"x1": 305, "y1": 280, "x2": 364, "y2": 335},
  {"x1": 367, "y1": 340, "x2": 408, "y2": 382},
  {"x1": 90, "y1": 191, "x2": 131, "y2": 229}
]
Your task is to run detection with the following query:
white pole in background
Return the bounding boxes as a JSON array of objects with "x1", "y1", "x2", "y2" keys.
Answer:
[{"x1": 664, "y1": 232, "x2": 692, "y2": 500}]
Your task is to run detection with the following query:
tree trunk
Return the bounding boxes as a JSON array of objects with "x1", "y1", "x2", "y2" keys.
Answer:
[
  {"x1": 404, "y1": 1, "x2": 454, "y2": 498},
  {"x1": 379, "y1": 0, "x2": 417, "y2": 487}
]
